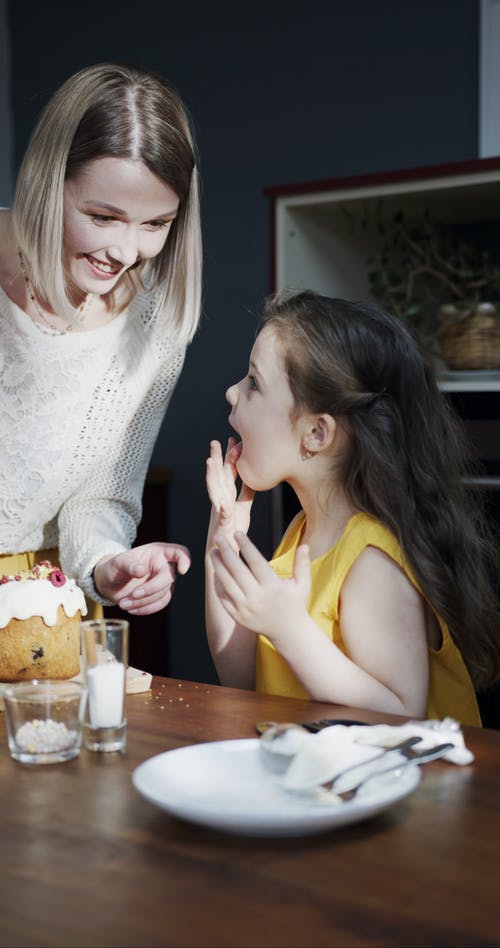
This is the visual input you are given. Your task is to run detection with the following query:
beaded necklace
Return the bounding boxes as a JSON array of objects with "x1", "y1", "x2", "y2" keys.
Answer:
[{"x1": 18, "y1": 249, "x2": 93, "y2": 336}]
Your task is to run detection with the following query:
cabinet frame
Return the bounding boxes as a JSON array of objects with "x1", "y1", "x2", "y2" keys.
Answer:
[{"x1": 265, "y1": 156, "x2": 500, "y2": 392}]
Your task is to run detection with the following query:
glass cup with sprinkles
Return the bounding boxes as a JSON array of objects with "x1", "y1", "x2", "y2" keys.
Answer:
[{"x1": 2, "y1": 679, "x2": 88, "y2": 764}]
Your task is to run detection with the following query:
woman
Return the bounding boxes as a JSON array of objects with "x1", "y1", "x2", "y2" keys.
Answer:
[{"x1": 0, "y1": 62, "x2": 202, "y2": 616}]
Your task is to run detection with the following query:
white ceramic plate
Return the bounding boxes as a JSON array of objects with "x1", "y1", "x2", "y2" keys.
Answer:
[{"x1": 132, "y1": 738, "x2": 421, "y2": 837}]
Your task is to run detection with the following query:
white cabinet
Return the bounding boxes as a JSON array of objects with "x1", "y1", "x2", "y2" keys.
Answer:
[{"x1": 265, "y1": 157, "x2": 500, "y2": 392}]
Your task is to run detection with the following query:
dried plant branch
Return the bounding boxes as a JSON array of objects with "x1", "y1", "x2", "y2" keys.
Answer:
[{"x1": 367, "y1": 207, "x2": 500, "y2": 348}]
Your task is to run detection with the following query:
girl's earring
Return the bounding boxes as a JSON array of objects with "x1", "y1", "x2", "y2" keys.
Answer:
[{"x1": 301, "y1": 448, "x2": 314, "y2": 461}]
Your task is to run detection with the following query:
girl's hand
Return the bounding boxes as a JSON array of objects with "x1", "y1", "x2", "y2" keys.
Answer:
[
  {"x1": 206, "y1": 439, "x2": 254, "y2": 541},
  {"x1": 94, "y1": 542, "x2": 191, "y2": 615},
  {"x1": 210, "y1": 531, "x2": 311, "y2": 640}
]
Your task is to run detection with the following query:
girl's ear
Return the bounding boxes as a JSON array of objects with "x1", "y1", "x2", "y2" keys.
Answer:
[{"x1": 302, "y1": 414, "x2": 337, "y2": 456}]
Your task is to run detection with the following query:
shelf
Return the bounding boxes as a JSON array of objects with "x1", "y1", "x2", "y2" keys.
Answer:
[
  {"x1": 266, "y1": 157, "x2": 500, "y2": 395},
  {"x1": 438, "y1": 372, "x2": 500, "y2": 392},
  {"x1": 269, "y1": 161, "x2": 500, "y2": 300}
]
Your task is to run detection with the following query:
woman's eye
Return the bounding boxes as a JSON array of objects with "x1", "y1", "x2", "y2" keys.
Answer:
[
  {"x1": 145, "y1": 220, "x2": 172, "y2": 231},
  {"x1": 248, "y1": 375, "x2": 258, "y2": 391},
  {"x1": 91, "y1": 214, "x2": 116, "y2": 224}
]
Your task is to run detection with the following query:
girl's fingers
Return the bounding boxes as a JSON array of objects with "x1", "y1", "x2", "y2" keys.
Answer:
[
  {"x1": 212, "y1": 536, "x2": 243, "y2": 576},
  {"x1": 205, "y1": 459, "x2": 221, "y2": 510},
  {"x1": 210, "y1": 547, "x2": 246, "y2": 607},
  {"x1": 233, "y1": 531, "x2": 270, "y2": 582},
  {"x1": 213, "y1": 534, "x2": 269, "y2": 594},
  {"x1": 207, "y1": 441, "x2": 232, "y2": 510},
  {"x1": 211, "y1": 439, "x2": 223, "y2": 458},
  {"x1": 208, "y1": 440, "x2": 236, "y2": 484}
]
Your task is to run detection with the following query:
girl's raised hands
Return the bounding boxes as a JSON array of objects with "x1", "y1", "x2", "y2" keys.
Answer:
[
  {"x1": 210, "y1": 531, "x2": 312, "y2": 641},
  {"x1": 206, "y1": 438, "x2": 254, "y2": 541}
]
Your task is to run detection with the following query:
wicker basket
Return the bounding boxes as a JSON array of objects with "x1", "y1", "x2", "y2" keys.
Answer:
[{"x1": 438, "y1": 302, "x2": 500, "y2": 370}]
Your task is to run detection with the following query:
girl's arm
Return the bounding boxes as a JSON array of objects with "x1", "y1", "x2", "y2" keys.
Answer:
[
  {"x1": 205, "y1": 440, "x2": 256, "y2": 687},
  {"x1": 210, "y1": 532, "x2": 429, "y2": 716}
]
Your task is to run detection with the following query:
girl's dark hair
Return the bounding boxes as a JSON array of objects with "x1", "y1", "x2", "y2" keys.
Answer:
[{"x1": 263, "y1": 289, "x2": 500, "y2": 690}]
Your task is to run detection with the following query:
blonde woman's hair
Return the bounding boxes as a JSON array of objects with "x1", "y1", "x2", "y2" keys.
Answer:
[{"x1": 13, "y1": 62, "x2": 202, "y2": 345}]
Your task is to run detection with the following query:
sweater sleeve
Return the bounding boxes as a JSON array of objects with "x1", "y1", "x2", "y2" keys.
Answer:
[{"x1": 57, "y1": 345, "x2": 185, "y2": 603}]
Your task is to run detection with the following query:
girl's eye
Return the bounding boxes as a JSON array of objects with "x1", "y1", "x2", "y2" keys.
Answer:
[
  {"x1": 91, "y1": 214, "x2": 116, "y2": 224},
  {"x1": 248, "y1": 375, "x2": 258, "y2": 391}
]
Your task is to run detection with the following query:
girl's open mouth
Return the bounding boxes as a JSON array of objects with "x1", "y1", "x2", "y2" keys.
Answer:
[{"x1": 228, "y1": 440, "x2": 242, "y2": 463}]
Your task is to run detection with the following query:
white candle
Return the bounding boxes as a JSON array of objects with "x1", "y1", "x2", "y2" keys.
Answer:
[{"x1": 87, "y1": 661, "x2": 125, "y2": 728}]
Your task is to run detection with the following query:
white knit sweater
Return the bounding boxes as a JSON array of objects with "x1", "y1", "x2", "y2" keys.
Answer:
[{"x1": 0, "y1": 284, "x2": 186, "y2": 602}]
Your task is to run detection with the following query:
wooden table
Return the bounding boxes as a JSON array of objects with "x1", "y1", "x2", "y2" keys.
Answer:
[{"x1": 0, "y1": 677, "x2": 499, "y2": 948}]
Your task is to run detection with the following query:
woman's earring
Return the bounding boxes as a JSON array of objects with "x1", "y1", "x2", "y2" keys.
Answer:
[{"x1": 301, "y1": 448, "x2": 314, "y2": 460}]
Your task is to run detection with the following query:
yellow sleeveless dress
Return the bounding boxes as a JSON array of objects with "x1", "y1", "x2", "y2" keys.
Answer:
[{"x1": 255, "y1": 511, "x2": 481, "y2": 726}]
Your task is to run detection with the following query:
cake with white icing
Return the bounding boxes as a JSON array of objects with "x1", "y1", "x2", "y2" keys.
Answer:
[{"x1": 0, "y1": 561, "x2": 87, "y2": 680}]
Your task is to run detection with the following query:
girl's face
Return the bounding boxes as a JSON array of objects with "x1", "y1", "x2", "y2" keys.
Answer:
[
  {"x1": 226, "y1": 326, "x2": 303, "y2": 490},
  {"x1": 63, "y1": 157, "x2": 179, "y2": 297}
]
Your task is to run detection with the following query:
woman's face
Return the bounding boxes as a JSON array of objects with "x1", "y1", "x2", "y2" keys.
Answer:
[{"x1": 62, "y1": 157, "x2": 179, "y2": 297}]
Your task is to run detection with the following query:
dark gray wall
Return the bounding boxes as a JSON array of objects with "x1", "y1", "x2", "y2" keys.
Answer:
[
  {"x1": 7, "y1": 0, "x2": 480, "y2": 683},
  {"x1": 0, "y1": 0, "x2": 13, "y2": 203}
]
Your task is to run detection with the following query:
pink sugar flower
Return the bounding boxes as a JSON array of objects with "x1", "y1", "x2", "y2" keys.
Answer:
[{"x1": 49, "y1": 569, "x2": 66, "y2": 587}]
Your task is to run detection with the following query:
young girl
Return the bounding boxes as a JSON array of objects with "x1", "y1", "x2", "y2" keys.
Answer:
[
  {"x1": 0, "y1": 62, "x2": 202, "y2": 615},
  {"x1": 205, "y1": 290, "x2": 500, "y2": 725}
]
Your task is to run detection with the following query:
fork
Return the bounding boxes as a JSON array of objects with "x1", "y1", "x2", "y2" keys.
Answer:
[
  {"x1": 317, "y1": 734, "x2": 423, "y2": 791},
  {"x1": 326, "y1": 741, "x2": 454, "y2": 800}
]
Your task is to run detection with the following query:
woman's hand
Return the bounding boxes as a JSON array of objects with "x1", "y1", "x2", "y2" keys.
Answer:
[
  {"x1": 93, "y1": 542, "x2": 191, "y2": 615},
  {"x1": 206, "y1": 439, "x2": 254, "y2": 544},
  {"x1": 210, "y1": 531, "x2": 311, "y2": 641}
]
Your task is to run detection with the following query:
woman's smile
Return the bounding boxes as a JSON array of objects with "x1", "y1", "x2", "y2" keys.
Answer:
[{"x1": 83, "y1": 253, "x2": 124, "y2": 279}]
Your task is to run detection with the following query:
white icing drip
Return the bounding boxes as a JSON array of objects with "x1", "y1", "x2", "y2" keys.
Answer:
[{"x1": 0, "y1": 578, "x2": 87, "y2": 628}]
